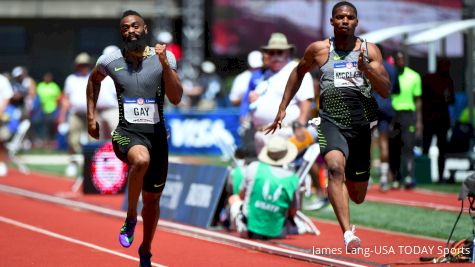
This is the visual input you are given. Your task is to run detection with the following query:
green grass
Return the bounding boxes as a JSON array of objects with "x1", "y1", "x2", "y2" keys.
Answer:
[
  {"x1": 18, "y1": 148, "x2": 68, "y2": 155},
  {"x1": 25, "y1": 164, "x2": 70, "y2": 177},
  {"x1": 305, "y1": 201, "x2": 473, "y2": 241}
]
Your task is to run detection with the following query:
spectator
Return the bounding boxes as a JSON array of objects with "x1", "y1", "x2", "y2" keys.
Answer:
[
  {"x1": 58, "y1": 52, "x2": 93, "y2": 177},
  {"x1": 96, "y1": 45, "x2": 120, "y2": 138},
  {"x1": 250, "y1": 32, "x2": 314, "y2": 154},
  {"x1": 236, "y1": 52, "x2": 270, "y2": 159},
  {"x1": 228, "y1": 136, "x2": 299, "y2": 239},
  {"x1": 157, "y1": 31, "x2": 182, "y2": 62},
  {"x1": 0, "y1": 73, "x2": 14, "y2": 176},
  {"x1": 35, "y1": 71, "x2": 62, "y2": 148},
  {"x1": 229, "y1": 50, "x2": 263, "y2": 106},
  {"x1": 390, "y1": 51, "x2": 422, "y2": 189},
  {"x1": 195, "y1": 61, "x2": 223, "y2": 110},
  {"x1": 421, "y1": 58, "x2": 455, "y2": 183},
  {"x1": 372, "y1": 44, "x2": 399, "y2": 192},
  {"x1": 10, "y1": 66, "x2": 36, "y2": 115}
]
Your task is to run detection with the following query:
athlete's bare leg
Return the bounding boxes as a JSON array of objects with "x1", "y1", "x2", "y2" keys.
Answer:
[
  {"x1": 140, "y1": 191, "x2": 161, "y2": 253},
  {"x1": 325, "y1": 150, "x2": 351, "y2": 233},
  {"x1": 126, "y1": 145, "x2": 150, "y2": 220}
]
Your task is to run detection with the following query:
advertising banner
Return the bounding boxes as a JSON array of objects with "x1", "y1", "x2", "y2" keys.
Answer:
[{"x1": 165, "y1": 109, "x2": 240, "y2": 155}]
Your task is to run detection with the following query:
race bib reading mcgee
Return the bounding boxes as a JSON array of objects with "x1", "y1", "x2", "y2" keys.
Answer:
[
  {"x1": 123, "y1": 97, "x2": 160, "y2": 124},
  {"x1": 333, "y1": 61, "x2": 364, "y2": 88}
]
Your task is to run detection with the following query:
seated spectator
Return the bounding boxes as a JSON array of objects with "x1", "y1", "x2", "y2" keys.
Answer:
[
  {"x1": 288, "y1": 124, "x2": 329, "y2": 211},
  {"x1": 228, "y1": 136, "x2": 299, "y2": 239}
]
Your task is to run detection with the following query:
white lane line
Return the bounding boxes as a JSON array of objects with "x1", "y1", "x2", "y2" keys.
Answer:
[
  {"x1": 0, "y1": 216, "x2": 166, "y2": 267},
  {"x1": 366, "y1": 195, "x2": 461, "y2": 212},
  {"x1": 0, "y1": 184, "x2": 365, "y2": 267}
]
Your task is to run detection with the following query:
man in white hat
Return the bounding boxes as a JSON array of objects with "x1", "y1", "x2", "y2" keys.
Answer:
[
  {"x1": 229, "y1": 136, "x2": 299, "y2": 239},
  {"x1": 249, "y1": 32, "x2": 314, "y2": 154},
  {"x1": 58, "y1": 52, "x2": 93, "y2": 177},
  {"x1": 95, "y1": 45, "x2": 120, "y2": 139}
]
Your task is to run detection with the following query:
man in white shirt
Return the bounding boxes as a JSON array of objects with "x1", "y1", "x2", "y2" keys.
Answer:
[
  {"x1": 58, "y1": 52, "x2": 92, "y2": 155},
  {"x1": 249, "y1": 33, "x2": 314, "y2": 154},
  {"x1": 0, "y1": 73, "x2": 14, "y2": 176},
  {"x1": 96, "y1": 45, "x2": 120, "y2": 138},
  {"x1": 58, "y1": 52, "x2": 93, "y2": 177}
]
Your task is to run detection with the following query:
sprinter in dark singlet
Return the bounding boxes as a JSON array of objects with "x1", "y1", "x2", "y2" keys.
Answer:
[
  {"x1": 265, "y1": 1, "x2": 390, "y2": 252},
  {"x1": 86, "y1": 10, "x2": 183, "y2": 267}
]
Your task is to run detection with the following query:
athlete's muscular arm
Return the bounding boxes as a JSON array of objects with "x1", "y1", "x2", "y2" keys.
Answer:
[
  {"x1": 155, "y1": 44, "x2": 183, "y2": 105},
  {"x1": 358, "y1": 43, "x2": 390, "y2": 98},
  {"x1": 265, "y1": 41, "x2": 325, "y2": 134},
  {"x1": 86, "y1": 67, "x2": 106, "y2": 139}
]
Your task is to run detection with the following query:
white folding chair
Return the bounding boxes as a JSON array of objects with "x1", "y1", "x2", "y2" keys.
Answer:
[
  {"x1": 6, "y1": 119, "x2": 31, "y2": 174},
  {"x1": 292, "y1": 118, "x2": 322, "y2": 236}
]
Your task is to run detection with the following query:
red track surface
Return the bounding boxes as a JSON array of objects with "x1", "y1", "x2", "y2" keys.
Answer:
[{"x1": 0, "y1": 169, "x2": 471, "y2": 266}]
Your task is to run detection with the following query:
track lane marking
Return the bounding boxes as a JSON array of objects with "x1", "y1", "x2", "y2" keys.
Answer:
[
  {"x1": 0, "y1": 184, "x2": 366, "y2": 267},
  {"x1": 0, "y1": 215, "x2": 166, "y2": 267}
]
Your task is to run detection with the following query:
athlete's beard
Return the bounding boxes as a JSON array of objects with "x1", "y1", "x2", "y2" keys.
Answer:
[{"x1": 123, "y1": 31, "x2": 148, "y2": 53}]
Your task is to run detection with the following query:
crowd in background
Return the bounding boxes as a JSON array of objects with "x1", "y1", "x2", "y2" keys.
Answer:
[
  {"x1": 0, "y1": 29, "x2": 473, "y2": 241},
  {"x1": 0, "y1": 32, "x2": 471, "y2": 187}
]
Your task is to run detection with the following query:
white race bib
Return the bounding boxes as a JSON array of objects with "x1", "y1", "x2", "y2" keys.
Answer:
[
  {"x1": 333, "y1": 61, "x2": 364, "y2": 88},
  {"x1": 123, "y1": 97, "x2": 160, "y2": 124}
]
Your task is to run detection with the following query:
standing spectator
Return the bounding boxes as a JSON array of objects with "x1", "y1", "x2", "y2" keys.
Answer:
[
  {"x1": 35, "y1": 71, "x2": 62, "y2": 148},
  {"x1": 236, "y1": 52, "x2": 270, "y2": 159},
  {"x1": 0, "y1": 73, "x2": 14, "y2": 176},
  {"x1": 390, "y1": 51, "x2": 422, "y2": 189},
  {"x1": 96, "y1": 45, "x2": 120, "y2": 138},
  {"x1": 157, "y1": 31, "x2": 182, "y2": 62},
  {"x1": 250, "y1": 32, "x2": 314, "y2": 154},
  {"x1": 228, "y1": 136, "x2": 299, "y2": 239},
  {"x1": 422, "y1": 58, "x2": 455, "y2": 183},
  {"x1": 196, "y1": 61, "x2": 223, "y2": 110},
  {"x1": 265, "y1": 1, "x2": 390, "y2": 251},
  {"x1": 229, "y1": 50, "x2": 263, "y2": 106},
  {"x1": 58, "y1": 52, "x2": 93, "y2": 176},
  {"x1": 373, "y1": 44, "x2": 399, "y2": 192}
]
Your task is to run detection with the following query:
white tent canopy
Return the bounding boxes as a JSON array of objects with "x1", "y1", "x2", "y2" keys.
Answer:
[
  {"x1": 405, "y1": 19, "x2": 475, "y2": 45},
  {"x1": 359, "y1": 21, "x2": 444, "y2": 44},
  {"x1": 403, "y1": 19, "x2": 475, "y2": 126},
  {"x1": 361, "y1": 19, "x2": 475, "y2": 126}
]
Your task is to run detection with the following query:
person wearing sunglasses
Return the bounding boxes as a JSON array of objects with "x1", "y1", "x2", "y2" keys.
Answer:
[{"x1": 249, "y1": 32, "x2": 314, "y2": 155}]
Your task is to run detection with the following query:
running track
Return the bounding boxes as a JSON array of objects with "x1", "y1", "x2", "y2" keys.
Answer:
[{"x1": 0, "y1": 169, "x2": 471, "y2": 266}]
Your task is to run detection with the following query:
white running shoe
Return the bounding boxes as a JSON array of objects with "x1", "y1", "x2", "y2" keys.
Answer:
[{"x1": 344, "y1": 225, "x2": 361, "y2": 252}]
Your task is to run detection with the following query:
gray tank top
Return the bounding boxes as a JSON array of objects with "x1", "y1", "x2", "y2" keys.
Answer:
[
  {"x1": 319, "y1": 37, "x2": 378, "y2": 129},
  {"x1": 96, "y1": 47, "x2": 177, "y2": 133}
]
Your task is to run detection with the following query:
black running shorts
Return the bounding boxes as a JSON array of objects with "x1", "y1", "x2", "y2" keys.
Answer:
[
  {"x1": 317, "y1": 118, "x2": 371, "y2": 182},
  {"x1": 112, "y1": 125, "x2": 168, "y2": 193}
]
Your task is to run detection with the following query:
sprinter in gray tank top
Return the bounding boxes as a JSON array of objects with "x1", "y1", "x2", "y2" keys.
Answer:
[
  {"x1": 85, "y1": 10, "x2": 183, "y2": 267},
  {"x1": 264, "y1": 1, "x2": 390, "y2": 253}
]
